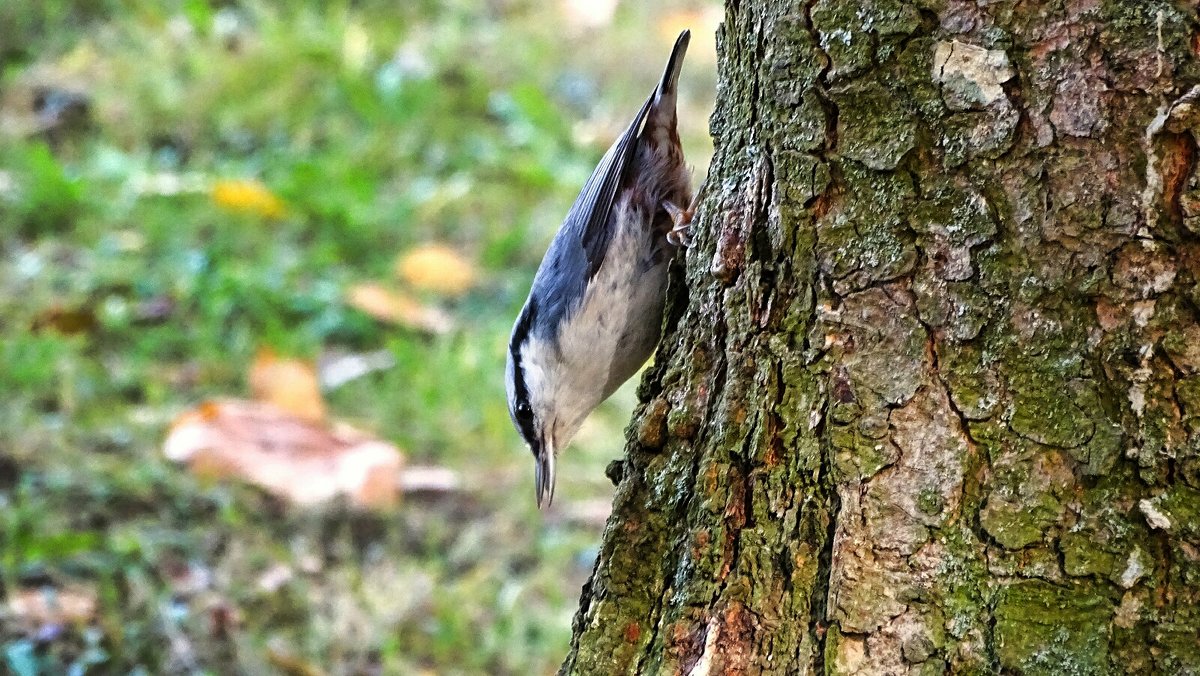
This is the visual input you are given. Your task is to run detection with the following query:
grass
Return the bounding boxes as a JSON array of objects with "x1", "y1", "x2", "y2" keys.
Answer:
[{"x1": 0, "y1": 0, "x2": 717, "y2": 673}]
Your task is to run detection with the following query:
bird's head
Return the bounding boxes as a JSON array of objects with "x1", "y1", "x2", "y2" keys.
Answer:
[
  {"x1": 506, "y1": 341, "x2": 556, "y2": 508},
  {"x1": 505, "y1": 299, "x2": 594, "y2": 508}
]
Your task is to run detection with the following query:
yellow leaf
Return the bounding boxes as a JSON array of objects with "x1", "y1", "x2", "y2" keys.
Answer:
[
  {"x1": 346, "y1": 282, "x2": 452, "y2": 333},
  {"x1": 394, "y1": 244, "x2": 477, "y2": 296},
  {"x1": 211, "y1": 179, "x2": 287, "y2": 219},
  {"x1": 164, "y1": 398, "x2": 404, "y2": 509},
  {"x1": 249, "y1": 348, "x2": 326, "y2": 422}
]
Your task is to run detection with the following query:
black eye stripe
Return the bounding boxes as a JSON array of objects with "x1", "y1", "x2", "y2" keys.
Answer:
[
  {"x1": 509, "y1": 299, "x2": 539, "y2": 447},
  {"x1": 511, "y1": 385, "x2": 538, "y2": 447}
]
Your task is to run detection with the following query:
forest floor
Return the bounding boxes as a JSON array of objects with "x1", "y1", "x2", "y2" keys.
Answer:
[{"x1": 0, "y1": 1, "x2": 717, "y2": 673}]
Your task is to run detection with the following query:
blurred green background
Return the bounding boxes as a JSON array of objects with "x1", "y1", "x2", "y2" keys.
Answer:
[{"x1": 0, "y1": 0, "x2": 718, "y2": 673}]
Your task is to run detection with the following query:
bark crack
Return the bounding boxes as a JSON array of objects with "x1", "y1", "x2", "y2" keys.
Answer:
[
  {"x1": 800, "y1": 0, "x2": 841, "y2": 671},
  {"x1": 1141, "y1": 85, "x2": 1200, "y2": 238}
]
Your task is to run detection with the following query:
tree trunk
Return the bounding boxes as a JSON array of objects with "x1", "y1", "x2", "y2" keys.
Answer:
[{"x1": 561, "y1": 1, "x2": 1200, "y2": 674}]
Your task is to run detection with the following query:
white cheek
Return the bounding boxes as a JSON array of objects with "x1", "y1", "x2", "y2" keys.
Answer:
[
  {"x1": 520, "y1": 336, "x2": 553, "y2": 411},
  {"x1": 521, "y1": 200, "x2": 662, "y2": 450}
]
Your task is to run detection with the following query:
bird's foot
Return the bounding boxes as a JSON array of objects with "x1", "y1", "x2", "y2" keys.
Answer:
[{"x1": 663, "y1": 199, "x2": 695, "y2": 247}]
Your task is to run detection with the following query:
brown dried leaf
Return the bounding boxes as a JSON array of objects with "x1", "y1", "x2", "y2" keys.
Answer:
[
  {"x1": 164, "y1": 399, "x2": 403, "y2": 509},
  {"x1": 346, "y1": 282, "x2": 451, "y2": 333},
  {"x1": 31, "y1": 304, "x2": 97, "y2": 335},
  {"x1": 248, "y1": 348, "x2": 326, "y2": 422}
]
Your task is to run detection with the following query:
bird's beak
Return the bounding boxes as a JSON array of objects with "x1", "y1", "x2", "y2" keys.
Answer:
[{"x1": 534, "y1": 437, "x2": 556, "y2": 509}]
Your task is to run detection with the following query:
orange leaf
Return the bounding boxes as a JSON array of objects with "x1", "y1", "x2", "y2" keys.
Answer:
[
  {"x1": 346, "y1": 282, "x2": 451, "y2": 333},
  {"x1": 394, "y1": 244, "x2": 478, "y2": 296},
  {"x1": 164, "y1": 398, "x2": 403, "y2": 509},
  {"x1": 248, "y1": 348, "x2": 326, "y2": 422}
]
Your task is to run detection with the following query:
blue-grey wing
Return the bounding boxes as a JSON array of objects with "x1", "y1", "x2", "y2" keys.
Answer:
[
  {"x1": 522, "y1": 95, "x2": 653, "y2": 345},
  {"x1": 568, "y1": 95, "x2": 654, "y2": 279}
]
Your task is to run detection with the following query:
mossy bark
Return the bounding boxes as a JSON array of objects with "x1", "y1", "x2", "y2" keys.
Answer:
[{"x1": 561, "y1": 1, "x2": 1200, "y2": 674}]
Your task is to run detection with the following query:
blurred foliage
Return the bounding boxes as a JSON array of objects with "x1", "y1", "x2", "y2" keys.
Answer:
[{"x1": 0, "y1": 0, "x2": 717, "y2": 673}]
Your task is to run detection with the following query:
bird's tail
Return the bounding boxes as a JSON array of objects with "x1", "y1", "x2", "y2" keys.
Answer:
[{"x1": 655, "y1": 29, "x2": 691, "y2": 110}]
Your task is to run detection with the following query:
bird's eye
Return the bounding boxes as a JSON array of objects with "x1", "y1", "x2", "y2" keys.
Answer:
[{"x1": 515, "y1": 401, "x2": 533, "y2": 423}]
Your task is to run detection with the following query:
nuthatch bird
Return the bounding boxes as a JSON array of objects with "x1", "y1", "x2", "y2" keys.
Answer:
[{"x1": 506, "y1": 30, "x2": 697, "y2": 507}]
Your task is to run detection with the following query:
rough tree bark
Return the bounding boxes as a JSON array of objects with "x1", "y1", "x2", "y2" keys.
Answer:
[{"x1": 561, "y1": 1, "x2": 1200, "y2": 674}]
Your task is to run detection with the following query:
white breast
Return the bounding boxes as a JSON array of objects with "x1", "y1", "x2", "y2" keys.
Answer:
[{"x1": 523, "y1": 199, "x2": 672, "y2": 444}]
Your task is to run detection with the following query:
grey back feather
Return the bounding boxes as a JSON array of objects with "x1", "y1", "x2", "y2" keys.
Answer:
[
  {"x1": 522, "y1": 95, "x2": 653, "y2": 343},
  {"x1": 573, "y1": 95, "x2": 654, "y2": 280},
  {"x1": 517, "y1": 29, "x2": 690, "y2": 347}
]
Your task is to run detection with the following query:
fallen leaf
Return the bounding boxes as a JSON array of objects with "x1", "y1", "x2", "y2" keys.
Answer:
[
  {"x1": 31, "y1": 303, "x2": 97, "y2": 335},
  {"x1": 346, "y1": 282, "x2": 451, "y2": 333},
  {"x1": 8, "y1": 585, "x2": 97, "y2": 629},
  {"x1": 164, "y1": 399, "x2": 403, "y2": 508},
  {"x1": 396, "y1": 465, "x2": 461, "y2": 495},
  {"x1": 249, "y1": 348, "x2": 326, "y2": 422},
  {"x1": 394, "y1": 244, "x2": 477, "y2": 296},
  {"x1": 211, "y1": 178, "x2": 286, "y2": 219},
  {"x1": 317, "y1": 348, "x2": 395, "y2": 389}
]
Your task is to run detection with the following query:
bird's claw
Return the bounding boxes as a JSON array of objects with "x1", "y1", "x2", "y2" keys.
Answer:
[
  {"x1": 663, "y1": 200, "x2": 694, "y2": 248},
  {"x1": 666, "y1": 224, "x2": 692, "y2": 247}
]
